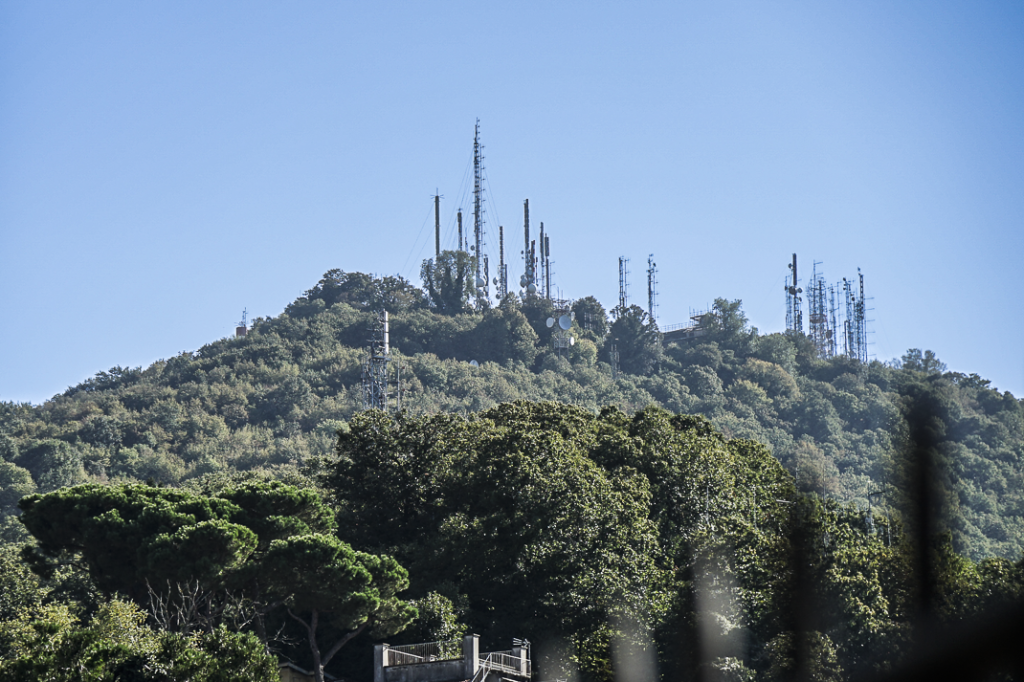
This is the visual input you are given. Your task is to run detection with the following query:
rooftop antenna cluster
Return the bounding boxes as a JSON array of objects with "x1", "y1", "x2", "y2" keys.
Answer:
[
  {"x1": 361, "y1": 311, "x2": 390, "y2": 411},
  {"x1": 235, "y1": 309, "x2": 248, "y2": 338}
]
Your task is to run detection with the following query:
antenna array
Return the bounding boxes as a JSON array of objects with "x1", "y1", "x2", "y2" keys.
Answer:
[
  {"x1": 787, "y1": 255, "x2": 872, "y2": 363},
  {"x1": 807, "y1": 262, "x2": 835, "y2": 358},
  {"x1": 785, "y1": 253, "x2": 804, "y2": 334},
  {"x1": 472, "y1": 120, "x2": 488, "y2": 304},
  {"x1": 647, "y1": 254, "x2": 658, "y2": 322},
  {"x1": 361, "y1": 311, "x2": 390, "y2": 411},
  {"x1": 618, "y1": 257, "x2": 630, "y2": 311}
]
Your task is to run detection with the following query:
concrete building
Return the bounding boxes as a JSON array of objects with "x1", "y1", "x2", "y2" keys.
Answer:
[{"x1": 374, "y1": 634, "x2": 530, "y2": 682}]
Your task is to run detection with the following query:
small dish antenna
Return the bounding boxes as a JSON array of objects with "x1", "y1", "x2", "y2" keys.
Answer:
[
  {"x1": 558, "y1": 315, "x2": 572, "y2": 330},
  {"x1": 546, "y1": 317, "x2": 555, "y2": 328},
  {"x1": 469, "y1": 360, "x2": 479, "y2": 367}
]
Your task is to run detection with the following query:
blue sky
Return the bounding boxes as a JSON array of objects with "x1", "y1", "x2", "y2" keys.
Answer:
[{"x1": 2, "y1": 1, "x2": 1023, "y2": 404}]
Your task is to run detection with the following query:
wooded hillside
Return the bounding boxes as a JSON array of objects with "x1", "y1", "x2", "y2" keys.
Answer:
[{"x1": 2, "y1": 269, "x2": 1021, "y2": 561}]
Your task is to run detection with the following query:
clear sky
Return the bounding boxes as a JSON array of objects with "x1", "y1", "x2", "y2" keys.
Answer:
[{"x1": 2, "y1": 1, "x2": 1023, "y2": 404}]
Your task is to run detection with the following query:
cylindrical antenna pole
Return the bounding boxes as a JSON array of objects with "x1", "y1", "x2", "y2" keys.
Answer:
[
  {"x1": 545, "y1": 234, "x2": 551, "y2": 300},
  {"x1": 539, "y1": 222, "x2": 545, "y2": 297},
  {"x1": 523, "y1": 199, "x2": 530, "y2": 290},
  {"x1": 434, "y1": 193, "x2": 441, "y2": 257},
  {"x1": 458, "y1": 210, "x2": 463, "y2": 252},
  {"x1": 499, "y1": 225, "x2": 506, "y2": 299}
]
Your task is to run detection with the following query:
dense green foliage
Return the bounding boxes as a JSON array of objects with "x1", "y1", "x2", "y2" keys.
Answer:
[
  {"x1": 12, "y1": 481, "x2": 411, "y2": 682},
  {"x1": 0, "y1": 267, "x2": 1022, "y2": 678},
  {"x1": 2, "y1": 269, "x2": 1020, "y2": 560}
]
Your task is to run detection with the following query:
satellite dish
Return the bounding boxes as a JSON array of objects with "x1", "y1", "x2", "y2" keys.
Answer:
[
  {"x1": 492, "y1": 277, "x2": 498, "y2": 285},
  {"x1": 527, "y1": 283, "x2": 537, "y2": 294},
  {"x1": 558, "y1": 315, "x2": 571, "y2": 330},
  {"x1": 519, "y1": 276, "x2": 527, "y2": 287},
  {"x1": 570, "y1": 337, "x2": 575, "y2": 346},
  {"x1": 470, "y1": 360, "x2": 479, "y2": 367},
  {"x1": 470, "y1": 245, "x2": 476, "y2": 251},
  {"x1": 546, "y1": 317, "x2": 555, "y2": 328},
  {"x1": 476, "y1": 276, "x2": 486, "y2": 287}
]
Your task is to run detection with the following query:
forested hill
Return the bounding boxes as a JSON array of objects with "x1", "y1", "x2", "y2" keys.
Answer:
[{"x1": 1, "y1": 267, "x2": 1022, "y2": 561}]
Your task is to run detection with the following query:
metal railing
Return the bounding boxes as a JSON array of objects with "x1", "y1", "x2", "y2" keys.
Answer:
[
  {"x1": 386, "y1": 639, "x2": 462, "y2": 667},
  {"x1": 479, "y1": 650, "x2": 531, "y2": 677}
]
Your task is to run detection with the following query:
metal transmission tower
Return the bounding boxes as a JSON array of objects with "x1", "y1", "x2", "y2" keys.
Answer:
[
  {"x1": 840, "y1": 274, "x2": 869, "y2": 362},
  {"x1": 849, "y1": 269, "x2": 869, "y2": 362},
  {"x1": 472, "y1": 120, "x2": 488, "y2": 303},
  {"x1": 457, "y1": 210, "x2": 464, "y2": 251},
  {"x1": 785, "y1": 253, "x2": 804, "y2": 334},
  {"x1": 808, "y1": 262, "x2": 835, "y2": 358},
  {"x1": 618, "y1": 257, "x2": 630, "y2": 311},
  {"x1": 647, "y1": 254, "x2": 658, "y2": 322},
  {"x1": 521, "y1": 199, "x2": 537, "y2": 295},
  {"x1": 542, "y1": 225, "x2": 552, "y2": 300},
  {"x1": 497, "y1": 225, "x2": 508, "y2": 299},
  {"x1": 361, "y1": 311, "x2": 391, "y2": 411}
]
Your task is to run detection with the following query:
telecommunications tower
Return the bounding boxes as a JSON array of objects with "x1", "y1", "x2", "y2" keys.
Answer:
[
  {"x1": 521, "y1": 199, "x2": 537, "y2": 295},
  {"x1": 807, "y1": 262, "x2": 835, "y2": 358},
  {"x1": 647, "y1": 255, "x2": 658, "y2": 322},
  {"x1": 497, "y1": 225, "x2": 508, "y2": 299},
  {"x1": 472, "y1": 120, "x2": 488, "y2": 302},
  {"x1": 361, "y1": 311, "x2": 390, "y2": 411},
  {"x1": 785, "y1": 253, "x2": 804, "y2": 334},
  {"x1": 618, "y1": 257, "x2": 630, "y2": 312}
]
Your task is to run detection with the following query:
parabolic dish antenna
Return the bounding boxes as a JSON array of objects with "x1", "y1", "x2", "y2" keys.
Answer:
[
  {"x1": 470, "y1": 360, "x2": 479, "y2": 367},
  {"x1": 546, "y1": 318, "x2": 555, "y2": 328},
  {"x1": 558, "y1": 315, "x2": 572, "y2": 330},
  {"x1": 527, "y1": 283, "x2": 537, "y2": 294}
]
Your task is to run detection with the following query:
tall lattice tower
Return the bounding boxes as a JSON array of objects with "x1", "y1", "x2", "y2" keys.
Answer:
[
  {"x1": 497, "y1": 225, "x2": 508, "y2": 299},
  {"x1": 841, "y1": 274, "x2": 869, "y2": 362},
  {"x1": 785, "y1": 253, "x2": 804, "y2": 334},
  {"x1": 361, "y1": 311, "x2": 390, "y2": 411},
  {"x1": 618, "y1": 257, "x2": 630, "y2": 311},
  {"x1": 852, "y1": 269, "x2": 868, "y2": 362},
  {"x1": 807, "y1": 262, "x2": 834, "y2": 358},
  {"x1": 544, "y1": 230, "x2": 552, "y2": 300},
  {"x1": 521, "y1": 199, "x2": 537, "y2": 296},
  {"x1": 472, "y1": 120, "x2": 488, "y2": 304},
  {"x1": 647, "y1": 254, "x2": 658, "y2": 322}
]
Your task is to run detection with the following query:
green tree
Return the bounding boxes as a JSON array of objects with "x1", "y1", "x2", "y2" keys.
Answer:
[
  {"x1": 420, "y1": 250, "x2": 477, "y2": 315},
  {"x1": 0, "y1": 599, "x2": 277, "y2": 682},
  {"x1": 297, "y1": 269, "x2": 424, "y2": 314},
  {"x1": 262, "y1": 534, "x2": 416, "y2": 682},
  {"x1": 471, "y1": 296, "x2": 540, "y2": 366},
  {"x1": 606, "y1": 305, "x2": 663, "y2": 375},
  {"x1": 0, "y1": 461, "x2": 35, "y2": 515},
  {"x1": 572, "y1": 296, "x2": 609, "y2": 340},
  {"x1": 900, "y1": 348, "x2": 947, "y2": 374}
]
